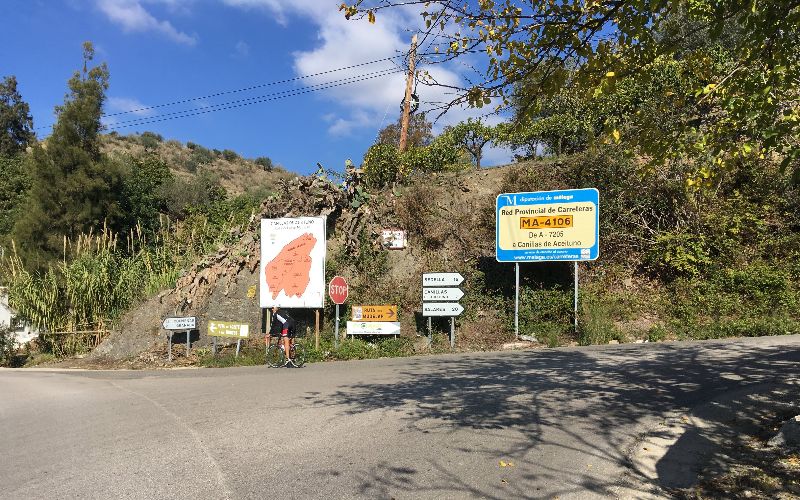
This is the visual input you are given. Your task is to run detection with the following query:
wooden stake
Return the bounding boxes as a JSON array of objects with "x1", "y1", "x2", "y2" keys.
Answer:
[{"x1": 398, "y1": 34, "x2": 418, "y2": 153}]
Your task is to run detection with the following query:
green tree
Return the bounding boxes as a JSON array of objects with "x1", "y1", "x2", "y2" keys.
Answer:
[
  {"x1": 376, "y1": 113, "x2": 434, "y2": 148},
  {"x1": 120, "y1": 154, "x2": 173, "y2": 232},
  {"x1": 345, "y1": 1, "x2": 800, "y2": 182},
  {"x1": 12, "y1": 42, "x2": 125, "y2": 266},
  {"x1": 0, "y1": 76, "x2": 35, "y2": 157},
  {"x1": 441, "y1": 118, "x2": 495, "y2": 169},
  {"x1": 254, "y1": 156, "x2": 273, "y2": 171},
  {"x1": 0, "y1": 157, "x2": 30, "y2": 236}
]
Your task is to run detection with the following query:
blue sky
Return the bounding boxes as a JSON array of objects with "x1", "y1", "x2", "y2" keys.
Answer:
[{"x1": 0, "y1": 0, "x2": 512, "y2": 175}]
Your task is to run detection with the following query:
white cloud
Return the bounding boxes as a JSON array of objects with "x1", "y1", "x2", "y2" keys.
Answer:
[
  {"x1": 95, "y1": 0, "x2": 197, "y2": 45},
  {"x1": 234, "y1": 40, "x2": 250, "y2": 58},
  {"x1": 327, "y1": 110, "x2": 372, "y2": 137},
  {"x1": 106, "y1": 96, "x2": 155, "y2": 117}
]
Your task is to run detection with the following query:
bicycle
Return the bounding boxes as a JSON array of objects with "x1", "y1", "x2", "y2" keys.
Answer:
[{"x1": 265, "y1": 335, "x2": 306, "y2": 368}]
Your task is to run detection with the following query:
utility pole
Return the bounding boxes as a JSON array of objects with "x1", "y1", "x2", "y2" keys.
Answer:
[{"x1": 398, "y1": 34, "x2": 418, "y2": 152}]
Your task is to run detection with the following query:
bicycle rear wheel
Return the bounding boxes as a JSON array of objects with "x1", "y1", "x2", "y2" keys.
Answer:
[
  {"x1": 290, "y1": 344, "x2": 306, "y2": 367},
  {"x1": 266, "y1": 345, "x2": 285, "y2": 368}
]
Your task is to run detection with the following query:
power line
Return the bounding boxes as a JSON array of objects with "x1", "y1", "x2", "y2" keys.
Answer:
[
  {"x1": 104, "y1": 68, "x2": 404, "y2": 131},
  {"x1": 104, "y1": 55, "x2": 404, "y2": 119},
  {"x1": 105, "y1": 68, "x2": 399, "y2": 129},
  {"x1": 35, "y1": 54, "x2": 408, "y2": 131}
]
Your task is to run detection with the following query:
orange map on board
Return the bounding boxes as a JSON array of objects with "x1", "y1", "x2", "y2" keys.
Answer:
[{"x1": 264, "y1": 233, "x2": 317, "y2": 300}]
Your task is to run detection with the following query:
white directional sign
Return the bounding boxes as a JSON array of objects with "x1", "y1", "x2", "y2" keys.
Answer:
[
  {"x1": 346, "y1": 321, "x2": 401, "y2": 336},
  {"x1": 422, "y1": 303, "x2": 464, "y2": 317},
  {"x1": 423, "y1": 287, "x2": 465, "y2": 302},
  {"x1": 162, "y1": 317, "x2": 197, "y2": 330},
  {"x1": 422, "y1": 273, "x2": 464, "y2": 287}
]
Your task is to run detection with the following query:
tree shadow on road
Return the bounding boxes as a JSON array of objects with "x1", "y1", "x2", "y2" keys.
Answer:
[{"x1": 305, "y1": 339, "x2": 800, "y2": 498}]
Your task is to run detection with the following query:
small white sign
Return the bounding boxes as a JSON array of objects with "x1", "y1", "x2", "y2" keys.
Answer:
[
  {"x1": 381, "y1": 229, "x2": 407, "y2": 250},
  {"x1": 422, "y1": 287, "x2": 464, "y2": 302},
  {"x1": 422, "y1": 303, "x2": 464, "y2": 317},
  {"x1": 162, "y1": 317, "x2": 197, "y2": 330},
  {"x1": 346, "y1": 321, "x2": 401, "y2": 336},
  {"x1": 422, "y1": 273, "x2": 464, "y2": 287}
]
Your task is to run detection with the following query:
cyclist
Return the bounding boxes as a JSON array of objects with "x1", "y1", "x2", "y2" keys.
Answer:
[{"x1": 268, "y1": 306, "x2": 296, "y2": 366}]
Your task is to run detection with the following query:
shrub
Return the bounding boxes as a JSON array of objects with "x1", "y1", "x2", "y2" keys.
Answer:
[
  {"x1": 578, "y1": 296, "x2": 623, "y2": 345},
  {"x1": 0, "y1": 325, "x2": 17, "y2": 367},
  {"x1": 335, "y1": 338, "x2": 375, "y2": 360},
  {"x1": 362, "y1": 139, "x2": 464, "y2": 188},
  {"x1": 222, "y1": 149, "x2": 239, "y2": 162},
  {"x1": 254, "y1": 156, "x2": 273, "y2": 171},
  {"x1": 376, "y1": 337, "x2": 413, "y2": 357},
  {"x1": 687, "y1": 317, "x2": 800, "y2": 340},
  {"x1": 139, "y1": 131, "x2": 162, "y2": 150},
  {"x1": 198, "y1": 346, "x2": 265, "y2": 367},
  {"x1": 645, "y1": 231, "x2": 712, "y2": 279},
  {"x1": 646, "y1": 324, "x2": 668, "y2": 342}
]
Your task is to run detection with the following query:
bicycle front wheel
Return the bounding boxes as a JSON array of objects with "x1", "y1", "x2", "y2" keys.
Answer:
[
  {"x1": 266, "y1": 345, "x2": 285, "y2": 368},
  {"x1": 290, "y1": 344, "x2": 306, "y2": 367}
]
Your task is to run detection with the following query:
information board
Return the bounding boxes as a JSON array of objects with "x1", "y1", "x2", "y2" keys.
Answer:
[
  {"x1": 260, "y1": 217, "x2": 326, "y2": 308},
  {"x1": 496, "y1": 189, "x2": 599, "y2": 262}
]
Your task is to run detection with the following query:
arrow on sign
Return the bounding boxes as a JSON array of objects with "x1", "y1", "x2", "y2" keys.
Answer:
[
  {"x1": 422, "y1": 302, "x2": 464, "y2": 317},
  {"x1": 423, "y1": 287, "x2": 465, "y2": 301},
  {"x1": 422, "y1": 273, "x2": 464, "y2": 287}
]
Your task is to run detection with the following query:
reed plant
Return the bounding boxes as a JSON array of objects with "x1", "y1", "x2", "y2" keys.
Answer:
[{"x1": 0, "y1": 203, "x2": 255, "y2": 356}]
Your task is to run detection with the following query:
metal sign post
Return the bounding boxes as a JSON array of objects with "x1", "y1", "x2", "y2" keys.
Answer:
[
  {"x1": 186, "y1": 330, "x2": 191, "y2": 357},
  {"x1": 334, "y1": 304, "x2": 340, "y2": 348},
  {"x1": 515, "y1": 263, "x2": 520, "y2": 339},
  {"x1": 167, "y1": 332, "x2": 173, "y2": 362},
  {"x1": 427, "y1": 317, "x2": 432, "y2": 347},
  {"x1": 574, "y1": 262, "x2": 579, "y2": 334}
]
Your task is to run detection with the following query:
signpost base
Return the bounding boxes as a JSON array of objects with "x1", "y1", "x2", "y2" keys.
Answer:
[
  {"x1": 427, "y1": 317, "x2": 432, "y2": 348},
  {"x1": 450, "y1": 318, "x2": 455, "y2": 349},
  {"x1": 315, "y1": 309, "x2": 320, "y2": 350}
]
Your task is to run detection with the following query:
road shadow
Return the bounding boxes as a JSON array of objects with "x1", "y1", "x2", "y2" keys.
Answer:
[{"x1": 305, "y1": 339, "x2": 800, "y2": 498}]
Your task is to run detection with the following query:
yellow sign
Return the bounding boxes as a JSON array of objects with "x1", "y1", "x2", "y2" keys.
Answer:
[
  {"x1": 351, "y1": 305, "x2": 397, "y2": 322},
  {"x1": 208, "y1": 321, "x2": 250, "y2": 338},
  {"x1": 519, "y1": 215, "x2": 573, "y2": 229}
]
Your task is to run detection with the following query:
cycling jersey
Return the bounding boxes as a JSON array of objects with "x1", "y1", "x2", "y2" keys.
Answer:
[{"x1": 269, "y1": 309, "x2": 296, "y2": 337}]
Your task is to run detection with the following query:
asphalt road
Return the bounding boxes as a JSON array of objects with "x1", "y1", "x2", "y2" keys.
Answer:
[{"x1": 2, "y1": 335, "x2": 799, "y2": 500}]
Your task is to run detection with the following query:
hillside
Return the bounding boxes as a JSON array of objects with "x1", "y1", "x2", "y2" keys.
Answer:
[
  {"x1": 101, "y1": 131, "x2": 294, "y2": 196},
  {"x1": 89, "y1": 150, "x2": 800, "y2": 366}
]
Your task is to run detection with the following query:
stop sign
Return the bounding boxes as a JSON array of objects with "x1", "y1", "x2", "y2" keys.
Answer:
[{"x1": 328, "y1": 276, "x2": 348, "y2": 305}]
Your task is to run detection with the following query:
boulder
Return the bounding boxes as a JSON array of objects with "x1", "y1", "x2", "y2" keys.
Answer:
[{"x1": 768, "y1": 415, "x2": 800, "y2": 447}]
